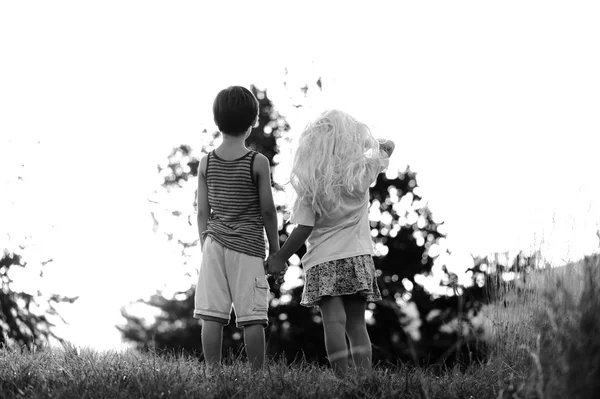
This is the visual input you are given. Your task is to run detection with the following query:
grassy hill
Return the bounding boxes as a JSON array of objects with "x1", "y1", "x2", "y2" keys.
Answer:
[{"x1": 1, "y1": 254, "x2": 598, "y2": 398}]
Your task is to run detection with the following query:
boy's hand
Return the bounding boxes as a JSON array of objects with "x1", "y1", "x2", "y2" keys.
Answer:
[{"x1": 266, "y1": 254, "x2": 287, "y2": 284}]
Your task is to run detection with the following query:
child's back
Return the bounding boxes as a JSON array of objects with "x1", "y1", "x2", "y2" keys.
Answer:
[
  {"x1": 194, "y1": 86, "x2": 280, "y2": 372},
  {"x1": 204, "y1": 149, "x2": 265, "y2": 258},
  {"x1": 290, "y1": 110, "x2": 391, "y2": 275},
  {"x1": 293, "y1": 173, "x2": 376, "y2": 273},
  {"x1": 267, "y1": 109, "x2": 395, "y2": 377}
]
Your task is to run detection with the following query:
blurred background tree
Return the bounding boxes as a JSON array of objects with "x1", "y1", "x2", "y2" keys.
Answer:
[
  {"x1": 0, "y1": 249, "x2": 78, "y2": 349},
  {"x1": 119, "y1": 82, "x2": 539, "y2": 368},
  {"x1": 1, "y1": 159, "x2": 79, "y2": 350}
]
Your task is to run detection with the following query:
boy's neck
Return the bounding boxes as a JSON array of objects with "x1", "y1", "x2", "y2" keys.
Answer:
[
  {"x1": 217, "y1": 132, "x2": 250, "y2": 159},
  {"x1": 221, "y1": 132, "x2": 247, "y2": 146}
]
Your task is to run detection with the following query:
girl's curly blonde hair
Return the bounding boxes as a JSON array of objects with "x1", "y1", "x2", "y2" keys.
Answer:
[{"x1": 290, "y1": 109, "x2": 381, "y2": 216}]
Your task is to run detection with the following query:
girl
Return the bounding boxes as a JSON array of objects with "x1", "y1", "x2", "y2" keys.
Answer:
[{"x1": 267, "y1": 109, "x2": 395, "y2": 376}]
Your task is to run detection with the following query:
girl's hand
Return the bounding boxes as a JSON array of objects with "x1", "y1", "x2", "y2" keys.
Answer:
[
  {"x1": 377, "y1": 138, "x2": 395, "y2": 157},
  {"x1": 266, "y1": 254, "x2": 288, "y2": 283}
]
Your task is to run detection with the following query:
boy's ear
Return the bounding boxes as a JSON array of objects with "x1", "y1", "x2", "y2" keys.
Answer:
[{"x1": 253, "y1": 116, "x2": 259, "y2": 128}]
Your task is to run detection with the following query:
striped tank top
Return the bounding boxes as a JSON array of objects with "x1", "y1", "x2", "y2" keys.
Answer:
[{"x1": 204, "y1": 150, "x2": 266, "y2": 259}]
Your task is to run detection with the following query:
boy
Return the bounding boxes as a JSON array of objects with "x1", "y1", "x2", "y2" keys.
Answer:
[{"x1": 194, "y1": 86, "x2": 279, "y2": 371}]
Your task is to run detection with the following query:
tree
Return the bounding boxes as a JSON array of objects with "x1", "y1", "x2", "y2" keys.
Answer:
[
  {"x1": 0, "y1": 249, "x2": 78, "y2": 349},
  {"x1": 1, "y1": 154, "x2": 78, "y2": 350}
]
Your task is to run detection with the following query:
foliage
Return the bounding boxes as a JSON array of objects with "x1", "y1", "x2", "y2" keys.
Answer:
[
  {"x1": 467, "y1": 251, "x2": 540, "y2": 305},
  {"x1": 510, "y1": 254, "x2": 600, "y2": 399},
  {"x1": 483, "y1": 253, "x2": 600, "y2": 399},
  {"x1": 0, "y1": 250, "x2": 77, "y2": 350}
]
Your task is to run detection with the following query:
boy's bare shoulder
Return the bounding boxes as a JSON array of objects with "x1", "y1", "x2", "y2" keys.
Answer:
[
  {"x1": 254, "y1": 152, "x2": 269, "y2": 162},
  {"x1": 198, "y1": 154, "x2": 209, "y2": 175},
  {"x1": 253, "y1": 152, "x2": 270, "y2": 170}
]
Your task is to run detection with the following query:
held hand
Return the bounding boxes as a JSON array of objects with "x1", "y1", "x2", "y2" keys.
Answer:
[
  {"x1": 266, "y1": 254, "x2": 286, "y2": 274},
  {"x1": 266, "y1": 254, "x2": 287, "y2": 284}
]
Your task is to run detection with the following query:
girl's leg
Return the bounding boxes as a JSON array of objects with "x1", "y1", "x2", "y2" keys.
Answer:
[
  {"x1": 201, "y1": 320, "x2": 224, "y2": 369},
  {"x1": 242, "y1": 324, "x2": 265, "y2": 371},
  {"x1": 343, "y1": 294, "x2": 372, "y2": 374},
  {"x1": 319, "y1": 296, "x2": 348, "y2": 376}
]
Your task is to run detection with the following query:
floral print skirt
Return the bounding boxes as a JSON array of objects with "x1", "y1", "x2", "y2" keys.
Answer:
[{"x1": 300, "y1": 254, "x2": 382, "y2": 307}]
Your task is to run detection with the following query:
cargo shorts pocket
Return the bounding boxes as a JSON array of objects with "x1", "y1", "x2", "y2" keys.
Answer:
[{"x1": 252, "y1": 276, "x2": 269, "y2": 311}]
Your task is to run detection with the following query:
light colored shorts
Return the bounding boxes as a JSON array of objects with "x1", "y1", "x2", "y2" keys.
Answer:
[{"x1": 193, "y1": 236, "x2": 269, "y2": 328}]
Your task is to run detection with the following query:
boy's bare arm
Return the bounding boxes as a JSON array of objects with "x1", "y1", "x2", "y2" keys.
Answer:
[
  {"x1": 196, "y1": 156, "x2": 210, "y2": 248},
  {"x1": 255, "y1": 154, "x2": 280, "y2": 255}
]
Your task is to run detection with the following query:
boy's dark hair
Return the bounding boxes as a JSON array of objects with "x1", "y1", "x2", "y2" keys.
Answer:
[{"x1": 213, "y1": 86, "x2": 259, "y2": 136}]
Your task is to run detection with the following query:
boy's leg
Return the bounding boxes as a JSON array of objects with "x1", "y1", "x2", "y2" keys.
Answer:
[
  {"x1": 194, "y1": 237, "x2": 233, "y2": 368},
  {"x1": 343, "y1": 294, "x2": 372, "y2": 374},
  {"x1": 225, "y1": 248, "x2": 268, "y2": 370},
  {"x1": 242, "y1": 323, "x2": 265, "y2": 371},
  {"x1": 319, "y1": 296, "x2": 348, "y2": 376},
  {"x1": 202, "y1": 321, "x2": 224, "y2": 368}
]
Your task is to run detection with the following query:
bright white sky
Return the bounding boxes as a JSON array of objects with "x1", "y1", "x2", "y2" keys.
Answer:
[{"x1": 1, "y1": 1, "x2": 599, "y2": 350}]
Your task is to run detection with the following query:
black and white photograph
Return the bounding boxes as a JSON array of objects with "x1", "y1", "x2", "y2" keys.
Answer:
[{"x1": 1, "y1": 1, "x2": 599, "y2": 398}]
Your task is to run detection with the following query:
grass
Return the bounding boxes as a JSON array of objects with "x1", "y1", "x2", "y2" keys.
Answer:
[
  {"x1": 1, "y1": 254, "x2": 598, "y2": 398},
  {"x1": 483, "y1": 253, "x2": 600, "y2": 398},
  {"x1": 0, "y1": 345, "x2": 511, "y2": 399}
]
